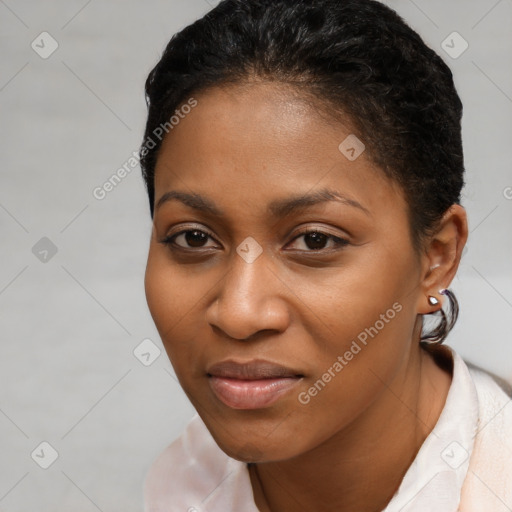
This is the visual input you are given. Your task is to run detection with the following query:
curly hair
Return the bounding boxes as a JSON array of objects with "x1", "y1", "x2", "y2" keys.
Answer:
[{"x1": 139, "y1": 0, "x2": 465, "y2": 345}]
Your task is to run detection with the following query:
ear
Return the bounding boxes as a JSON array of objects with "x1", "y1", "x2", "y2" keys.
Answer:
[{"x1": 416, "y1": 204, "x2": 468, "y2": 315}]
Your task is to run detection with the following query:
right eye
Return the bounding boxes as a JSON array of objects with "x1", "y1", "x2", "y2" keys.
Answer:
[{"x1": 159, "y1": 228, "x2": 219, "y2": 251}]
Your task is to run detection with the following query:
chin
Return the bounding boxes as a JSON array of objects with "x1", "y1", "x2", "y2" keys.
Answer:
[
  {"x1": 203, "y1": 421, "x2": 300, "y2": 463},
  {"x1": 189, "y1": 390, "x2": 308, "y2": 462},
  {"x1": 222, "y1": 440, "x2": 268, "y2": 463}
]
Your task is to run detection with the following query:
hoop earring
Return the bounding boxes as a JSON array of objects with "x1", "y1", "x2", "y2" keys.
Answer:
[{"x1": 421, "y1": 288, "x2": 458, "y2": 345}]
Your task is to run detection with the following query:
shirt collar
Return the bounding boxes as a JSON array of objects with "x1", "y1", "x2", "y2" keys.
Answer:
[{"x1": 381, "y1": 344, "x2": 479, "y2": 511}]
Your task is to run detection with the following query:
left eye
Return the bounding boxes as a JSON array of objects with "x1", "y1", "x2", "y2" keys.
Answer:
[{"x1": 288, "y1": 229, "x2": 349, "y2": 251}]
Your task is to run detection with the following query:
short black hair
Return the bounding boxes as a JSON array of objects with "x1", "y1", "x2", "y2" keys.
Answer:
[{"x1": 140, "y1": 0, "x2": 465, "y2": 344}]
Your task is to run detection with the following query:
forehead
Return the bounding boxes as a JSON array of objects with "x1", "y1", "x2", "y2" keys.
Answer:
[{"x1": 153, "y1": 81, "x2": 405, "y2": 219}]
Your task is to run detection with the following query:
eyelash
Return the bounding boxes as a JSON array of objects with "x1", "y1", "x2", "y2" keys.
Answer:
[{"x1": 158, "y1": 227, "x2": 350, "y2": 253}]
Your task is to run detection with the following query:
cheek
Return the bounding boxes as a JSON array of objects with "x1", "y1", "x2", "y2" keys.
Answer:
[
  {"x1": 144, "y1": 248, "x2": 190, "y2": 356},
  {"x1": 285, "y1": 254, "x2": 418, "y2": 425},
  {"x1": 144, "y1": 249, "x2": 172, "y2": 329},
  {"x1": 301, "y1": 244, "x2": 417, "y2": 342},
  {"x1": 303, "y1": 297, "x2": 411, "y2": 405},
  {"x1": 144, "y1": 245, "x2": 211, "y2": 382}
]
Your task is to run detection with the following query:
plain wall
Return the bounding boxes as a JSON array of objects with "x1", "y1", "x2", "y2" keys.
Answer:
[{"x1": 0, "y1": 0, "x2": 511, "y2": 510}]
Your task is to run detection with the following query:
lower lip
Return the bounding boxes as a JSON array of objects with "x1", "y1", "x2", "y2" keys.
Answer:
[{"x1": 208, "y1": 376, "x2": 302, "y2": 409}]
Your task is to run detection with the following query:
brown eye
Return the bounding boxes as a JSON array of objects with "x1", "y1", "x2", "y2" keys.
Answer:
[
  {"x1": 160, "y1": 229, "x2": 218, "y2": 250},
  {"x1": 288, "y1": 229, "x2": 349, "y2": 252},
  {"x1": 181, "y1": 230, "x2": 209, "y2": 248},
  {"x1": 303, "y1": 232, "x2": 329, "y2": 250}
]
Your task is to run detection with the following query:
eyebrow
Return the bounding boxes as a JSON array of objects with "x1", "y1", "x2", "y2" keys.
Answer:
[{"x1": 155, "y1": 187, "x2": 370, "y2": 217}]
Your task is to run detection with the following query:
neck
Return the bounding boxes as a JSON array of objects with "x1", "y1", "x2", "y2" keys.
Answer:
[{"x1": 250, "y1": 341, "x2": 453, "y2": 512}]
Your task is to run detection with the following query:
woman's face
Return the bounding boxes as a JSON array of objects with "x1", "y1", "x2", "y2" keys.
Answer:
[{"x1": 145, "y1": 82, "x2": 427, "y2": 462}]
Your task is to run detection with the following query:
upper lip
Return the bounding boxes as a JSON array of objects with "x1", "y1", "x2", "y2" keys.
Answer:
[{"x1": 207, "y1": 359, "x2": 304, "y2": 380}]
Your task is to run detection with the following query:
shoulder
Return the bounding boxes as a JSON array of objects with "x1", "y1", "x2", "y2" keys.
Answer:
[
  {"x1": 465, "y1": 359, "x2": 512, "y2": 434},
  {"x1": 143, "y1": 414, "x2": 256, "y2": 512},
  {"x1": 143, "y1": 414, "x2": 223, "y2": 510},
  {"x1": 465, "y1": 360, "x2": 512, "y2": 399},
  {"x1": 460, "y1": 360, "x2": 512, "y2": 509}
]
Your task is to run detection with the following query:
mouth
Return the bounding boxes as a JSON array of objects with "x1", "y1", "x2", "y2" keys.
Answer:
[{"x1": 206, "y1": 359, "x2": 304, "y2": 410}]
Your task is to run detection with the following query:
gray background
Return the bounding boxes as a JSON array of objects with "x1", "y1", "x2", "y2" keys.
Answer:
[{"x1": 0, "y1": 0, "x2": 511, "y2": 510}]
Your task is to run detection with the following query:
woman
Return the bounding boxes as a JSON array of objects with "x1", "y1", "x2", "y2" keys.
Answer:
[{"x1": 139, "y1": 0, "x2": 512, "y2": 510}]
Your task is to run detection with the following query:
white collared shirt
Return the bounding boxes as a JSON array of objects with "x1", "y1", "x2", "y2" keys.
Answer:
[
  {"x1": 382, "y1": 347, "x2": 479, "y2": 511},
  {"x1": 144, "y1": 346, "x2": 481, "y2": 512}
]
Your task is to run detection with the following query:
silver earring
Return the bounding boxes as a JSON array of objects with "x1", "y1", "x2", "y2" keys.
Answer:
[{"x1": 428, "y1": 295, "x2": 439, "y2": 306}]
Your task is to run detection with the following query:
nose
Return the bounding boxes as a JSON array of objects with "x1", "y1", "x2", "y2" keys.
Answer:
[{"x1": 205, "y1": 248, "x2": 291, "y2": 341}]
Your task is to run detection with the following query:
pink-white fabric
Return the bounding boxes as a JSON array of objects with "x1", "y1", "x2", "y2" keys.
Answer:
[{"x1": 143, "y1": 347, "x2": 512, "y2": 512}]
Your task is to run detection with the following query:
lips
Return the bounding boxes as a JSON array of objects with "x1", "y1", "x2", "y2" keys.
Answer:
[
  {"x1": 207, "y1": 359, "x2": 304, "y2": 409},
  {"x1": 207, "y1": 359, "x2": 303, "y2": 380}
]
